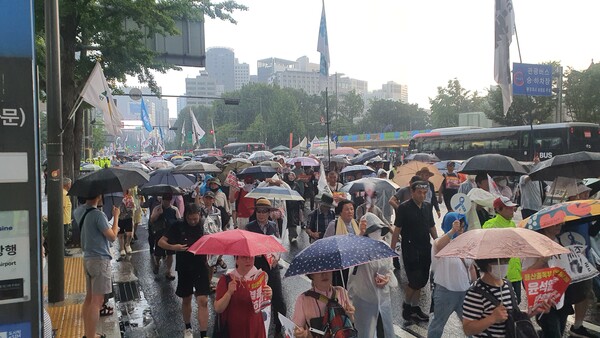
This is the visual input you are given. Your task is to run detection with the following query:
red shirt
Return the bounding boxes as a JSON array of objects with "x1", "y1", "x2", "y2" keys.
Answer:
[{"x1": 235, "y1": 189, "x2": 255, "y2": 218}]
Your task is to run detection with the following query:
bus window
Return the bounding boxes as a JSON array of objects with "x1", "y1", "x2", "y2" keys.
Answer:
[
  {"x1": 570, "y1": 126, "x2": 599, "y2": 152},
  {"x1": 534, "y1": 129, "x2": 564, "y2": 150},
  {"x1": 422, "y1": 139, "x2": 439, "y2": 152},
  {"x1": 440, "y1": 139, "x2": 462, "y2": 151},
  {"x1": 490, "y1": 136, "x2": 518, "y2": 150}
]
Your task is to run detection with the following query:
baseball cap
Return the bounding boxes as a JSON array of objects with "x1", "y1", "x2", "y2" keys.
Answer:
[
  {"x1": 203, "y1": 191, "x2": 216, "y2": 198},
  {"x1": 493, "y1": 196, "x2": 517, "y2": 209}
]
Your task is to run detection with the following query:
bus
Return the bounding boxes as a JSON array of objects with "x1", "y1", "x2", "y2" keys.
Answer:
[
  {"x1": 222, "y1": 142, "x2": 266, "y2": 155},
  {"x1": 409, "y1": 122, "x2": 599, "y2": 161},
  {"x1": 193, "y1": 148, "x2": 223, "y2": 157}
]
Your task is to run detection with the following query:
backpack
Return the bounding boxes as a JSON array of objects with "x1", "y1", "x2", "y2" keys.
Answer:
[
  {"x1": 304, "y1": 289, "x2": 358, "y2": 338},
  {"x1": 473, "y1": 280, "x2": 538, "y2": 338}
]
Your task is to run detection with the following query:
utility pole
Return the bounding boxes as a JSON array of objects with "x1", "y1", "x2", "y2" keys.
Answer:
[{"x1": 46, "y1": 0, "x2": 65, "y2": 303}]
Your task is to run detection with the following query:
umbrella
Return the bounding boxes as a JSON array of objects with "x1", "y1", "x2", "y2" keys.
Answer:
[
  {"x1": 405, "y1": 153, "x2": 440, "y2": 163},
  {"x1": 226, "y1": 158, "x2": 252, "y2": 169},
  {"x1": 258, "y1": 160, "x2": 283, "y2": 169},
  {"x1": 322, "y1": 156, "x2": 351, "y2": 165},
  {"x1": 584, "y1": 178, "x2": 600, "y2": 196},
  {"x1": 271, "y1": 145, "x2": 290, "y2": 152},
  {"x1": 246, "y1": 186, "x2": 305, "y2": 201},
  {"x1": 528, "y1": 151, "x2": 600, "y2": 181},
  {"x1": 518, "y1": 199, "x2": 600, "y2": 230},
  {"x1": 350, "y1": 149, "x2": 383, "y2": 165},
  {"x1": 172, "y1": 161, "x2": 221, "y2": 174},
  {"x1": 284, "y1": 234, "x2": 399, "y2": 277},
  {"x1": 340, "y1": 165, "x2": 375, "y2": 176},
  {"x1": 331, "y1": 147, "x2": 360, "y2": 156},
  {"x1": 147, "y1": 160, "x2": 175, "y2": 169},
  {"x1": 144, "y1": 168, "x2": 196, "y2": 188},
  {"x1": 286, "y1": 156, "x2": 320, "y2": 167},
  {"x1": 147, "y1": 156, "x2": 165, "y2": 163},
  {"x1": 199, "y1": 155, "x2": 221, "y2": 164},
  {"x1": 187, "y1": 229, "x2": 287, "y2": 256},
  {"x1": 120, "y1": 161, "x2": 151, "y2": 173},
  {"x1": 139, "y1": 184, "x2": 185, "y2": 196},
  {"x1": 237, "y1": 166, "x2": 277, "y2": 180},
  {"x1": 392, "y1": 161, "x2": 443, "y2": 189},
  {"x1": 435, "y1": 228, "x2": 569, "y2": 259},
  {"x1": 248, "y1": 151, "x2": 275, "y2": 162},
  {"x1": 457, "y1": 153, "x2": 527, "y2": 176},
  {"x1": 68, "y1": 167, "x2": 149, "y2": 197},
  {"x1": 340, "y1": 177, "x2": 399, "y2": 194},
  {"x1": 80, "y1": 163, "x2": 102, "y2": 172}
]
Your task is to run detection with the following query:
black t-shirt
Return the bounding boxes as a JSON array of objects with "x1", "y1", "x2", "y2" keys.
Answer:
[
  {"x1": 394, "y1": 199, "x2": 435, "y2": 248},
  {"x1": 164, "y1": 220, "x2": 207, "y2": 272}
]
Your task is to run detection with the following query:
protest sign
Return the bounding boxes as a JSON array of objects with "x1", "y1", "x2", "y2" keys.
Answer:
[
  {"x1": 522, "y1": 267, "x2": 571, "y2": 312},
  {"x1": 245, "y1": 270, "x2": 271, "y2": 313},
  {"x1": 549, "y1": 244, "x2": 599, "y2": 283}
]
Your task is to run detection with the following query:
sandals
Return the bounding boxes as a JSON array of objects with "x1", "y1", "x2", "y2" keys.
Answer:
[{"x1": 99, "y1": 304, "x2": 113, "y2": 317}]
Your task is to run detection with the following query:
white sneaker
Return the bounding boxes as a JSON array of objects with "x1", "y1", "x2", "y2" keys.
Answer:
[
  {"x1": 183, "y1": 328, "x2": 193, "y2": 338},
  {"x1": 125, "y1": 245, "x2": 132, "y2": 254},
  {"x1": 120, "y1": 249, "x2": 126, "y2": 256}
]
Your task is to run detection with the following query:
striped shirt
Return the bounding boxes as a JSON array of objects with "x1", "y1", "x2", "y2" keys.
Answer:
[{"x1": 462, "y1": 279, "x2": 514, "y2": 337}]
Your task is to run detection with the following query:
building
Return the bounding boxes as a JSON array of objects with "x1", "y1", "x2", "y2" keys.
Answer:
[
  {"x1": 184, "y1": 70, "x2": 225, "y2": 107},
  {"x1": 328, "y1": 74, "x2": 368, "y2": 96},
  {"x1": 114, "y1": 86, "x2": 169, "y2": 128},
  {"x1": 270, "y1": 70, "x2": 321, "y2": 95},
  {"x1": 205, "y1": 47, "x2": 235, "y2": 92},
  {"x1": 234, "y1": 58, "x2": 250, "y2": 90},
  {"x1": 256, "y1": 57, "x2": 296, "y2": 83},
  {"x1": 367, "y1": 81, "x2": 409, "y2": 103}
]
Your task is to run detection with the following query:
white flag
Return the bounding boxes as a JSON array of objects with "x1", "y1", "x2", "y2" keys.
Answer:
[
  {"x1": 317, "y1": 163, "x2": 332, "y2": 196},
  {"x1": 317, "y1": 0, "x2": 330, "y2": 90},
  {"x1": 80, "y1": 62, "x2": 123, "y2": 135},
  {"x1": 189, "y1": 108, "x2": 205, "y2": 145},
  {"x1": 494, "y1": 0, "x2": 515, "y2": 115}
]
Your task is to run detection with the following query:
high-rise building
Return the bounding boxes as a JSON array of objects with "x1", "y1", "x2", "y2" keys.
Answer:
[
  {"x1": 329, "y1": 74, "x2": 368, "y2": 96},
  {"x1": 206, "y1": 47, "x2": 235, "y2": 92},
  {"x1": 256, "y1": 57, "x2": 296, "y2": 83},
  {"x1": 185, "y1": 71, "x2": 224, "y2": 107},
  {"x1": 114, "y1": 86, "x2": 169, "y2": 128},
  {"x1": 368, "y1": 81, "x2": 408, "y2": 103},
  {"x1": 270, "y1": 70, "x2": 321, "y2": 95},
  {"x1": 234, "y1": 58, "x2": 250, "y2": 90}
]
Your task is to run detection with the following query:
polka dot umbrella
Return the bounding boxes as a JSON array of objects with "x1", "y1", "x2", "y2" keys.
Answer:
[{"x1": 284, "y1": 234, "x2": 399, "y2": 278}]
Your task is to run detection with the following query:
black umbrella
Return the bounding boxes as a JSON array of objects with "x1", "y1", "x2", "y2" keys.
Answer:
[
  {"x1": 68, "y1": 167, "x2": 149, "y2": 197},
  {"x1": 350, "y1": 149, "x2": 383, "y2": 165},
  {"x1": 144, "y1": 168, "x2": 196, "y2": 188},
  {"x1": 405, "y1": 153, "x2": 440, "y2": 163},
  {"x1": 139, "y1": 184, "x2": 184, "y2": 196},
  {"x1": 528, "y1": 151, "x2": 600, "y2": 181},
  {"x1": 457, "y1": 154, "x2": 527, "y2": 176},
  {"x1": 237, "y1": 165, "x2": 277, "y2": 180},
  {"x1": 199, "y1": 156, "x2": 221, "y2": 164}
]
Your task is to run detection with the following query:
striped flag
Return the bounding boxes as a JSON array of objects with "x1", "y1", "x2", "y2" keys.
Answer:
[
  {"x1": 317, "y1": 0, "x2": 330, "y2": 90},
  {"x1": 494, "y1": 0, "x2": 515, "y2": 115}
]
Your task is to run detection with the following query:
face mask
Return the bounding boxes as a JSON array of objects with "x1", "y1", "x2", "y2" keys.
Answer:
[
  {"x1": 489, "y1": 263, "x2": 509, "y2": 280},
  {"x1": 244, "y1": 184, "x2": 254, "y2": 192}
]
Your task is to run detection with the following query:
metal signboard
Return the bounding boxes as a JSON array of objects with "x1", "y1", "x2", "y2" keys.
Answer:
[{"x1": 513, "y1": 63, "x2": 553, "y2": 96}]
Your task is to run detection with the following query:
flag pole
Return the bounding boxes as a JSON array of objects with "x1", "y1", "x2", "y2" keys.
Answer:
[{"x1": 325, "y1": 87, "x2": 331, "y2": 169}]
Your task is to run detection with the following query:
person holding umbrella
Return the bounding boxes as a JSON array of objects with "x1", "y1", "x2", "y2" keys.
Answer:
[
  {"x1": 158, "y1": 203, "x2": 210, "y2": 338},
  {"x1": 150, "y1": 193, "x2": 182, "y2": 279}
]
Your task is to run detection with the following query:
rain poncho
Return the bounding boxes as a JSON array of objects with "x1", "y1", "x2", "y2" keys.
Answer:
[
  {"x1": 347, "y1": 213, "x2": 397, "y2": 338},
  {"x1": 465, "y1": 188, "x2": 495, "y2": 230}
]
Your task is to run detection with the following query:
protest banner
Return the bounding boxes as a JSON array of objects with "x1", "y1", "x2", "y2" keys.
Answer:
[
  {"x1": 245, "y1": 270, "x2": 271, "y2": 313},
  {"x1": 522, "y1": 267, "x2": 571, "y2": 312},
  {"x1": 549, "y1": 244, "x2": 599, "y2": 283}
]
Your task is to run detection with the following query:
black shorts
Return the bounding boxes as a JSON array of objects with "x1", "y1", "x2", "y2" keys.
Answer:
[
  {"x1": 175, "y1": 268, "x2": 210, "y2": 297},
  {"x1": 565, "y1": 279, "x2": 593, "y2": 305},
  {"x1": 118, "y1": 218, "x2": 133, "y2": 233},
  {"x1": 153, "y1": 230, "x2": 174, "y2": 257},
  {"x1": 402, "y1": 243, "x2": 431, "y2": 290}
]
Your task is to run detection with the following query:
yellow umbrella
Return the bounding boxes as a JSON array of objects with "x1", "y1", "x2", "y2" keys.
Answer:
[{"x1": 392, "y1": 161, "x2": 443, "y2": 190}]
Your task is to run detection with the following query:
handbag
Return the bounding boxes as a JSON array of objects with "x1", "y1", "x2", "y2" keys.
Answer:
[{"x1": 212, "y1": 275, "x2": 231, "y2": 338}]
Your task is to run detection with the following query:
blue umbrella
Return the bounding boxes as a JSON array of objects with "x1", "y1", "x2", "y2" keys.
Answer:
[
  {"x1": 237, "y1": 165, "x2": 277, "y2": 180},
  {"x1": 284, "y1": 234, "x2": 399, "y2": 277},
  {"x1": 143, "y1": 168, "x2": 195, "y2": 188}
]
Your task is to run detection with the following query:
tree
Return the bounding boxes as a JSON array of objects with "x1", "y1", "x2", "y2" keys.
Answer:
[
  {"x1": 485, "y1": 86, "x2": 553, "y2": 125},
  {"x1": 564, "y1": 62, "x2": 600, "y2": 122},
  {"x1": 332, "y1": 90, "x2": 364, "y2": 135},
  {"x1": 35, "y1": 0, "x2": 247, "y2": 178},
  {"x1": 359, "y1": 99, "x2": 429, "y2": 133},
  {"x1": 429, "y1": 79, "x2": 485, "y2": 128},
  {"x1": 91, "y1": 121, "x2": 107, "y2": 155}
]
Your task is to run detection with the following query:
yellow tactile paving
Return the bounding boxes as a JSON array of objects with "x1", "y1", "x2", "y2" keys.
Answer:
[
  {"x1": 47, "y1": 303, "x2": 84, "y2": 338},
  {"x1": 64, "y1": 257, "x2": 86, "y2": 294}
]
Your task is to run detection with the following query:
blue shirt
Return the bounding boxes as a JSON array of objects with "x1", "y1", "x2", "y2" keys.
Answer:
[{"x1": 74, "y1": 205, "x2": 112, "y2": 259}]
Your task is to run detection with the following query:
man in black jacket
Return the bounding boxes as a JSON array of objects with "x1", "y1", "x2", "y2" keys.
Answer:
[{"x1": 245, "y1": 198, "x2": 286, "y2": 337}]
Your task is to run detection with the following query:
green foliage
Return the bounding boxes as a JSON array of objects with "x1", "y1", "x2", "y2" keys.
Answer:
[
  {"x1": 429, "y1": 79, "x2": 486, "y2": 128},
  {"x1": 92, "y1": 121, "x2": 107, "y2": 154},
  {"x1": 359, "y1": 99, "x2": 429, "y2": 133},
  {"x1": 485, "y1": 86, "x2": 554, "y2": 125},
  {"x1": 564, "y1": 62, "x2": 600, "y2": 122},
  {"x1": 332, "y1": 90, "x2": 364, "y2": 135}
]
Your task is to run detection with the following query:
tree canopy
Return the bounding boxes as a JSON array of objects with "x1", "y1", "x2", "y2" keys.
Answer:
[
  {"x1": 565, "y1": 62, "x2": 600, "y2": 122},
  {"x1": 429, "y1": 79, "x2": 486, "y2": 128}
]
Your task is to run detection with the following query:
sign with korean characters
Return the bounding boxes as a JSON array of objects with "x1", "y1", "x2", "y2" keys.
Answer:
[
  {"x1": 549, "y1": 244, "x2": 599, "y2": 283},
  {"x1": 513, "y1": 63, "x2": 553, "y2": 97},
  {"x1": 0, "y1": 211, "x2": 30, "y2": 305},
  {"x1": 522, "y1": 267, "x2": 571, "y2": 313}
]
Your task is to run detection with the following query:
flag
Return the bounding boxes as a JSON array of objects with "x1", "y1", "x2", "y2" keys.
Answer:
[
  {"x1": 317, "y1": 0, "x2": 330, "y2": 90},
  {"x1": 180, "y1": 120, "x2": 185, "y2": 147},
  {"x1": 189, "y1": 108, "x2": 205, "y2": 145},
  {"x1": 494, "y1": 0, "x2": 515, "y2": 115},
  {"x1": 317, "y1": 163, "x2": 332, "y2": 196},
  {"x1": 140, "y1": 98, "x2": 153, "y2": 132},
  {"x1": 80, "y1": 62, "x2": 123, "y2": 135}
]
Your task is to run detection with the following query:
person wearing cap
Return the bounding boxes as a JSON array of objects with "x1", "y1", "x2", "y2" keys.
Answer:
[
  {"x1": 205, "y1": 177, "x2": 232, "y2": 219},
  {"x1": 391, "y1": 180, "x2": 438, "y2": 322},
  {"x1": 482, "y1": 196, "x2": 522, "y2": 303},
  {"x1": 416, "y1": 167, "x2": 441, "y2": 218},
  {"x1": 389, "y1": 175, "x2": 422, "y2": 210},
  {"x1": 200, "y1": 190, "x2": 228, "y2": 277},
  {"x1": 305, "y1": 193, "x2": 336, "y2": 243},
  {"x1": 245, "y1": 198, "x2": 287, "y2": 336},
  {"x1": 348, "y1": 213, "x2": 397, "y2": 338},
  {"x1": 428, "y1": 212, "x2": 475, "y2": 338},
  {"x1": 438, "y1": 161, "x2": 460, "y2": 212}
]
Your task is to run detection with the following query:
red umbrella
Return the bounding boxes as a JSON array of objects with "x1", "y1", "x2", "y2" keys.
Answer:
[{"x1": 187, "y1": 229, "x2": 287, "y2": 256}]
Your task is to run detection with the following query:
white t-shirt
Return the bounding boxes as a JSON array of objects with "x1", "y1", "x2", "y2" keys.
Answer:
[{"x1": 431, "y1": 244, "x2": 473, "y2": 292}]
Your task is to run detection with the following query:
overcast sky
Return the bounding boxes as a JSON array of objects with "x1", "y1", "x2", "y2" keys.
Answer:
[{"x1": 126, "y1": 0, "x2": 600, "y2": 118}]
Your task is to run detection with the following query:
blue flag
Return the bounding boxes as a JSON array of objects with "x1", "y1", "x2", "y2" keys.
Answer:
[
  {"x1": 317, "y1": 0, "x2": 330, "y2": 89},
  {"x1": 140, "y1": 98, "x2": 153, "y2": 132}
]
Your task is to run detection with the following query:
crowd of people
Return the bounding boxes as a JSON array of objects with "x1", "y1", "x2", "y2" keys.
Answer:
[{"x1": 61, "y1": 151, "x2": 600, "y2": 338}]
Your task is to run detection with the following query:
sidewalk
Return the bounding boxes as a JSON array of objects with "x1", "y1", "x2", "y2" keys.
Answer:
[{"x1": 44, "y1": 248, "x2": 121, "y2": 338}]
